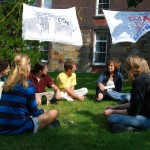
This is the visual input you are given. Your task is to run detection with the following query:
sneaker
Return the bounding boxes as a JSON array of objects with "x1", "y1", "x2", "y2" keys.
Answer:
[
  {"x1": 48, "y1": 119, "x2": 60, "y2": 129},
  {"x1": 110, "y1": 123, "x2": 137, "y2": 133}
]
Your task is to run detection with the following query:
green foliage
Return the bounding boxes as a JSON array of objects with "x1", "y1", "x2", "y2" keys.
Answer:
[
  {"x1": 127, "y1": 0, "x2": 143, "y2": 8},
  {"x1": 0, "y1": 0, "x2": 47, "y2": 64}
]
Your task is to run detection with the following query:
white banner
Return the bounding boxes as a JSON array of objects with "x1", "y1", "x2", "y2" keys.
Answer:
[
  {"x1": 22, "y1": 4, "x2": 83, "y2": 46},
  {"x1": 103, "y1": 10, "x2": 150, "y2": 44}
]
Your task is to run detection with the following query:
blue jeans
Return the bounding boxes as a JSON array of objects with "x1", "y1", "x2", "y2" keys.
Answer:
[
  {"x1": 108, "y1": 114, "x2": 150, "y2": 129},
  {"x1": 106, "y1": 90, "x2": 131, "y2": 103}
]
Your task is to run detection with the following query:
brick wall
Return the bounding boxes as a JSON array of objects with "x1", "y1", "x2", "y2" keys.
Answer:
[
  {"x1": 108, "y1": 0, "x2": 150, "y2": 70},
  {"x1": 48, "y1": 0, "x2": 150, "y2": 72},
  {"x1": 109, "y1": 32, "x2": 150, "y2": 71},
  {"x1": 48, "y1": 30, "x2": 92, "y2": 72},
  {"x1": 48, "y1": 0, "x2": 96, "y2": 72}
]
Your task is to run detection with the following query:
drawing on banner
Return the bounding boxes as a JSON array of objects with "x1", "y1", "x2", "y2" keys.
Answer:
[
  {"x1": 23, "y1": 12, "x2": 74, "y2": 40},
  {"x1": 103, "y1": 10, "x2": 150, "y2": 44},
  {"x1": 22, "y1": 4, "x2": 82, "y2": 46}
]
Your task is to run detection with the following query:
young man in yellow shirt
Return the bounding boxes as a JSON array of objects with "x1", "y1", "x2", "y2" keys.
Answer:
[{"x1": 56, "y1": 59, "x2": 88, "y2": 101}]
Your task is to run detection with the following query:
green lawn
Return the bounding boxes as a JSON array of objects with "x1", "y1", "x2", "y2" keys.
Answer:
[{"x1": 1, "y1": 72, "x2": 150, "y2": 150}]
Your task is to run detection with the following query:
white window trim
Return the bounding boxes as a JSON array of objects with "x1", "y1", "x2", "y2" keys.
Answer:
[
  {"x1": 93, "y1": 30, "x2": 108, "y2": 65},
  {"x1": 95, "y1": 0, "x2": 110, "y2": 16}
]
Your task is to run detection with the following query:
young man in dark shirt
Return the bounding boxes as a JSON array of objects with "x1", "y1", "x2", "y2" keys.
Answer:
[{"x1": 29, "y1": 61, "x2": 61, "y2": 105}]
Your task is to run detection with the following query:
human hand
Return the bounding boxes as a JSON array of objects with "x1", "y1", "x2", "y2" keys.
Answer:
[
  {"x1": 35, "y1": 94, "x2": 42, "y2": 105},
  {"x1": 78, "y1": 95, "x2": 86, "y2": 101},
  {"x1": 105, "y1": 106, "x2": 116, "y2": 110},
  {"x1": 55, "y1": 91, "x2": 62, "y2": 100},
  {"x1": 104, "y1": 109, "x2": 114, "y2": 117},
  {"x1": 100, "y1": 84, "x2": 105, "y2": 92}
]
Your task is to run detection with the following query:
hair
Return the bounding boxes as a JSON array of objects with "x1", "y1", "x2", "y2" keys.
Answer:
[
  {"x1": 0, "y1": 59, "x2": 10, "y2": 73},
  {"x1": 126, "y1": 55, "x2": 150, "y2": 81},
  {"x1": 106, "y1": 59, "x2": 121, "y2": 72},
  {"x1": 64, "y1": 59, "x2": 76, "y2": 71},
  {"x1": 3, "y1": 54, "x2": 30, "y2": 92},
  {"x1": 33, "y1": 61, "x2": 47, "y2": 73}
]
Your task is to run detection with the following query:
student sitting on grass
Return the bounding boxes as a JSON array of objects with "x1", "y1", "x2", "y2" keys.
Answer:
[
  {"x1": 0, "y1": 59, "x2": 10, "y2": 98},
  {"x1": 104, "y1": 56, "x2": 150, "y2": 132},
  {"x1": 96, "y1": 59, "x2": 130, "y2": 103},
  {"x1": 29, "y1": 61, "x2": 61, "y2": 105},
  {"x1": 0, "y1": 59, "x2": 10, "y2": 82},
  {"x1": 56, "y1": 59, "x2": 88, "y2": 101},
  {"x1": 0, "y1": 54, "x2": 59, "y2": 135}
]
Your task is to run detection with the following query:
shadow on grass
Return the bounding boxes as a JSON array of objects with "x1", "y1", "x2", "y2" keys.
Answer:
[{"x1": 76, "y1": 110, "x2": 108, "y2": 129}]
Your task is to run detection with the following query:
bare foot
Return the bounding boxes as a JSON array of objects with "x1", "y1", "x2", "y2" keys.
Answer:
[{"x1": 97, "y1": 93, "x2": 103, "y2": 102}]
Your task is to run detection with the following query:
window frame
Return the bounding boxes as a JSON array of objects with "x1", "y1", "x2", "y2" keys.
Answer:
[
  {"x1": 41, "y1": 0, "x2": 52, "y2": 8},
  {"x1": 96, "y1": 0, "x2": 110, "y2": 16},
  {"x1": 30, "y1": 0, "x2": 51, "y2": 63},
  {"x1": 39, "y1": 0, "x2": 51, "y2": 62},
  {"x1": 39, "y1": 43, "x2": 49, "y2": 63},
  {"x1": 93, "y1": 30, "x2": 109, "y2": 65},
  {"x1": 30, "y1": 0, "x2": 38, "y2": 7}
]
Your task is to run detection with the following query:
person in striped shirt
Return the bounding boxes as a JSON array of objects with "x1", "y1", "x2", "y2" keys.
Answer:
[{"x1": 0, "y1": 54, "x2": 59, "y2": 135}]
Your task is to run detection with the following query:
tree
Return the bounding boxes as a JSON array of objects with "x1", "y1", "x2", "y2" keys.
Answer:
[
  {"x1": 127, "y1": 0, "x2": 143, "y2": 8},
  {"x1": 0, "y1": 0, "x2": 47, "y2": 66}
]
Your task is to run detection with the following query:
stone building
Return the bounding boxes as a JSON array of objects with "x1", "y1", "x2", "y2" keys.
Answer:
[{"x1": 34, "y1": 0, "x2": 150, "y2": 72}]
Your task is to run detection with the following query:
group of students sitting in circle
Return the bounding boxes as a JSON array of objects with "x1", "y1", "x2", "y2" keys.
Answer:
[{"x1": 0, "y1": 53, "x2": 150, "y2": 134}]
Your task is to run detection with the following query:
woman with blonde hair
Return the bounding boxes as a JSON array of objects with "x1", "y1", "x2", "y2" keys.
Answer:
[
  {"x1": 0, "y1": 54, "x2": 59, "y2": 135},
  {"x1": 104, "y1": 55, "x2": 150, "y2": 132}
]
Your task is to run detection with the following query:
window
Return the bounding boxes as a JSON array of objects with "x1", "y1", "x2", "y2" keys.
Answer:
[
  {"x1": 93, "y1": 30, "x2": 109, "y2": 65},
  {"x1": 96, "y1": 0, "x2": 110, "y2": 16},
  {"x1": 30, "y1": 0, "x2": 52, "y2": 8},
  {"x1": 30, "y1": 0, "x2": 38, "y2": 7},
  {"x1": 41, "y1": 0, "x2": 52, "y2": 8},
  {"x1": 39, "y1": 43, "x2": 49, "y2": 63},
  {"x1": 30, "y1": 0, "x2": 51, "y2": 62},
  {"x1": 39, "y1": 0, "x2": 51, "y2": 62}
]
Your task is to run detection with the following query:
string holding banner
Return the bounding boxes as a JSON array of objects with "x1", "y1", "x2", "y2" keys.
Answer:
[
  {"x1": 103, "y1": 9, "x2": 150, "y2": 44},
  {"x1": 0, "y1": 3, "x2": 19, "y2": 23}
]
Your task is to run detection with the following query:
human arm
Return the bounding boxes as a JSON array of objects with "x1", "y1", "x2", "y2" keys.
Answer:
[
  {"x1": 56, "y1": 73, "x2": 85, "y2": 101},
  {"x1": 97, "y1": 72, "x2": 106, "y2": 92},
  {"x1": 127, "y1": 77, "x2": 144, "y2": 116},
  {"x1": 26, "y1": 91, "x2": 44, "y2": 117},
  {"x1": 26, "y1": 84, "x2": 44, "y2": 117},
  {"x1": 104, "y1": 109, "x2": 128, "y2": 117},
  {"x1": 97, "y1": 83, "x2": 105, "y2": 92},
  {"x1": 106, "y1": 102, "x2": 130, "y2": 110},
  {"x1": 63, "y1": 86, "x2": 85, "y2": 101},
  {"x1": 104, "y1": 102, "x2": 130, "y2": 117},
  {"x1": 114, "y1": 72, "x2": 123, "y2": 92},
  {"x1": 51, "y1": 84, "x2": 61, "y2": 99}
]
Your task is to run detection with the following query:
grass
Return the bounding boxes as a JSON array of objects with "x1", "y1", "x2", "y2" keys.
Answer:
[{"x1": 1, "y1": 72, "x2": 150, "y2": 150}]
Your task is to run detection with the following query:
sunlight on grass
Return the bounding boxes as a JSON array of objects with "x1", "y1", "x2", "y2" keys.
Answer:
[{"x1": 0, "y1": 72, "x2": 150, "y2": 150}]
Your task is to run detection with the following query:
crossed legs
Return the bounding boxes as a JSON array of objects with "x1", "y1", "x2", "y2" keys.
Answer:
[{"x1": 37, "y1": 109, "x2": 59, "y2": 130}]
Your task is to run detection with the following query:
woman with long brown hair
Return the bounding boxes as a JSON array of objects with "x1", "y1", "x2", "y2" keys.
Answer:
[{"x1": 96, "y1": 59, "x2": 130, "y2": 102}]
